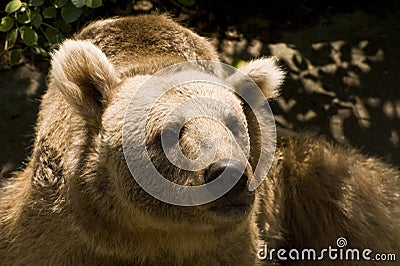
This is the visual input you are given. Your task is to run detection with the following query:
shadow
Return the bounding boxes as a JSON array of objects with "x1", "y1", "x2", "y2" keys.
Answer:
[
  {"x1": 0, "y1": 62, "x2": 48, "y2": 178},
  {"x1": 187, "y1": 6, "x2": 400, "y2": 166}
]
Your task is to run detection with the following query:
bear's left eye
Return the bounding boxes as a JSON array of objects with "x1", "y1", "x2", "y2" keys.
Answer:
[
  {"x1": 161, "y1": 123, "x2": 185, "y2": 148},
  {"x1": 225, "y1": 114, "x2": 243, "y2": 137}
]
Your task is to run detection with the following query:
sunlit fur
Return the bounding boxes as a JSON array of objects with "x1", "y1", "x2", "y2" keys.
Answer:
[{"x1": 0, "y1": 14, "x2": 398, "y2": 265}]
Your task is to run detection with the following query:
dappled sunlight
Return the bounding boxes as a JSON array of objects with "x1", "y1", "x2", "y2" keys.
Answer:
[
  {"x1": 269, "y1": 40, "x2": 385, "y2": 131},
  {"x1": 216, "y1": 10, "x2": 400, "y2": 164},
  {"x1": 268, "y1": 38, "x2": 399, "y2": 164}
]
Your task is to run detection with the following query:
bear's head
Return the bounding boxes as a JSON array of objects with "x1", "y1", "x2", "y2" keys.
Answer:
[{"x1": 50, "y1": 40, "x2": 284, "y2": 233}]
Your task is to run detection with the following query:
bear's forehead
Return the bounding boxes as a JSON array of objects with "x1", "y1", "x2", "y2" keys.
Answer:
[
  {"x1": 147, "y1": 84, "x2": 243, "y2": 126},
  {"x1": 145, "y1": 82, "x2": 246, "y2": 134},
  {"x1": 104, "y1": 75, "x2": 245, "y2": 136},
  {"x1": 158, "y1": 82, "x2": 242, "y2": 111}
]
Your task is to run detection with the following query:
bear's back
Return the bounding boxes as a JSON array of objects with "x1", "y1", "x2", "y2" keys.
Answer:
[{"x1": 75, "y1": 14, "x2": 219, "y2": 77}]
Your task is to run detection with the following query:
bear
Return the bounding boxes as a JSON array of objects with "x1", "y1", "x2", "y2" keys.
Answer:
[{"x1": 0, "y1": 13, "x2": 399, "y2": 265}]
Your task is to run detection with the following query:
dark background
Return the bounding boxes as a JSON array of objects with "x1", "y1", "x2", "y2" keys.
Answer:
[{"x1": 1, "y1": 0, "x2": 399, "y2": 178}]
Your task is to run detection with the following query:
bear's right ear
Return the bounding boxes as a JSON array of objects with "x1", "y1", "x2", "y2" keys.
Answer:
[
  {"x1": 50, "y1": 40, "x2": 119, "y2": 118},
  {"x1": 237, "y1": 57, "x2": 285, "y2": 100}
]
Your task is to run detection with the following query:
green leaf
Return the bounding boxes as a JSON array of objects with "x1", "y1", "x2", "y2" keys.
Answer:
[
  {"x1": 71, "y1": 0, "x2": 85, "y2": 8},
  {"x1": 61, "y1": 5, "x2": 82, "y2": 23},
  {"x1": 54, "y1": 19, "x2": 72, "y2": 33},
  {"x1": 5, "y1": 0, "x2": 22, "y2": 13},
  {"x1": 19, "y1": 26, "x2": 38, "y2": 46},
  {"x1": 0, "y1": 16, "x2": 14, "y2": 32},
  {"x1": 7, "y1": 28, "x2": 18, "y2": 49},
  {"x1": 85, "y1": 0, "x2": 102, "y2": 8},
  {"x1": 29, "y1": 0, "x2": 44, "y2": 6},
  {"x1": 17, "y1": 13, "x2": 31, "y2": 24},
  {"x1": 45, "y1": 27, "x2": 64, "y2": 44},
  {"x1": 30, "y1": 45, "x2": 47, "y2": 56},
  {"x1": 54, "y1": 0, "x2": 69, "y2": 8},
  {"x1": 10, "y1": 49, "x2": 23, "y2": 66},
  {"x1": 232, "y1": 58, "x2": 246, "y2": 68},
  {"x1": 42, "y1": 6, "x2": 56, "y2": 18},
  {"x1": 31, "y1": 12, "x2": 42, "y2": 28}
]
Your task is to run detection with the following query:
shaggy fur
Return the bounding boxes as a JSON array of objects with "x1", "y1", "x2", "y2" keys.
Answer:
[{"x1": 0, "y1": 14, "x2": 399, "y2": 265}]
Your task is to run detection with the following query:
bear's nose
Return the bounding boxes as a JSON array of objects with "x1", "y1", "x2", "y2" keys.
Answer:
[{"x1": 205, "y1": 160, "x2": 248, "y2": 196}]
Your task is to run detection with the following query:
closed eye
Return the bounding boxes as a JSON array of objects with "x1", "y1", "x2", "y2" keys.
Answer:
[
  {"x1": 225, "y1": 114, "x2": 242, "y2": 137},
  {"x1": 161, "y1": 123, "x2": 186, "y2": 148}
]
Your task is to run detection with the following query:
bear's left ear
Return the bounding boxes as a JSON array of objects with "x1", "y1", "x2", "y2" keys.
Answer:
[
  {"x1": 50, "y1": 40, "x2": 120, "y2": 119},
  {"x1": 237, "y1": 57, "x2": 285, "y2": 99}
]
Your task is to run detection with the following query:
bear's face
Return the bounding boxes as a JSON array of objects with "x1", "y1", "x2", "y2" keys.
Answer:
[
  {"x1": 50, "y1": 40, "x2": 284, "y2": 231},
  {"x1": 101, "y1": 77, "x2": 255, "y2": 228},
  {"x1": 145, "y1": 82, "x2": 250, "y2": 183}
]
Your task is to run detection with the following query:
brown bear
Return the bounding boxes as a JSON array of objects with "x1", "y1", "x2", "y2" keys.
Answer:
[{"x1": 0, "y1": 14, "x2": 399, "y2": 265}]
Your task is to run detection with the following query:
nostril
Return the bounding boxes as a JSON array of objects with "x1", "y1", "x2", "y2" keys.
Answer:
[{"x1": 205, "y1": 160, "x2": 248, "y2": 195}]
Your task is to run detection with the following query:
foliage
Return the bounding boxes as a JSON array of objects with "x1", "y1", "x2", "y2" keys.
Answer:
[
  {"x1": 0, "y1": 0, "x2": 201, "y2": 67},
  {"x1": 0, "y1": 0, "x2": 106, "y2": 66}
]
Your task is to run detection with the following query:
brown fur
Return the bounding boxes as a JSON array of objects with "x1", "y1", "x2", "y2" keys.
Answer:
[
  {"x1": 75, "y1": 14, "x2": 220, "y2": 78},
  {"x1": 263, "y1": 135, "x2": 400, "y2": 264},
  {"x1": 0, "y1": 14, "x2": 399, "y2": 265}
]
